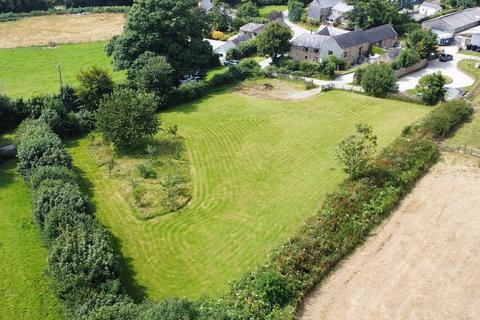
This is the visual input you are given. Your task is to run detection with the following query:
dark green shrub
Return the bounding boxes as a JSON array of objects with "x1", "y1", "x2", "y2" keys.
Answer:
[
  {"x1": 0, "y1": 94, "x2": 27, "y2": 133},
  {"x1": 48, "y1": 224, "x2": 121, "y2": 301},
  {"x1": 32, "y1": 180, "x2": 89, "y2": 229},
  {"x1": 255, "y1": 271, "x2": 293, "y2": 307},
  {"x1": 288, "y1": 1, "x2": 304, "y2": 22},
  {"x1": 77, "y1": 66, "x2": 114, "y2": 111},
  {"x1": 17, "y1": 124, "x2": 72, "y2": 177},
  {"x1": 96, "y1": 89, "x2": 159, "y2": 147},
  {"x1": 361, "y1": 63, "x2": 398, "y2": 97},
  {"x1": 139, "y1": 297, "x2": 199, "y2": 320},
  {"x1": 418, "y1": 100, "x2": 473, "y2": 139},
  {"x1": 226, "y1": 38, "x2": 257, "y2": 60},
  {"x1": 134, "y1": 55, "x2": 174, "y2": 103},
  {"x1": 391, "y1": 48, "x2": 421, "y2": 70},
  {"x1": 59, "y1": 85, "x2": 80, "y2": 113},
  {"x1": 39, "y1": 108, "x2": 62, "y2": 132},
  {"x1": 43, "y1": 205, "x2": 94, "y2": 246},
  {"x1": 29, "y1": 165, "x2": 77, "y2": 189},
  {"x1": 82, "y1": 301, "x2": 139, "y2": 320},
  {"x1": 136, "y1": 163, "x2": 157, "y2": 179}
]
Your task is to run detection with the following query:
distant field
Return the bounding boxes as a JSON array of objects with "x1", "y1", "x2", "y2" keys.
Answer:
[
  {"x1": 0, "y1": 41, "x2": 125, "y2": 98},
  {"x1": 0, "y1": 152, "x2": 63, "y2": 319},
  {"x1": 67, "y1": 81, "x2": 429, "y2": 299},
  {"x1": 0, "y1": 13, "x2": 125, "y2": 48},
  {"x1": 259, "y1": 5, "x2": 287, "y2": 17}
]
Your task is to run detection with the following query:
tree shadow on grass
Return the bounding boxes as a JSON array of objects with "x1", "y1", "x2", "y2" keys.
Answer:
[
  {"x1": 71, "y1": 158, "x2": 148, "y2": 303},
  {"x1": 0, "y1": 159, "x2": 18, "y2": 191}
]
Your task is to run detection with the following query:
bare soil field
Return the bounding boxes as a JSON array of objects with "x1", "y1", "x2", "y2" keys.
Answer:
[
  {"x1": 0, "y1": 13, "x2": 125, "y2": 48},
  {"x1": 300, "y1": 152, "x2": 480, "y2": 320}
]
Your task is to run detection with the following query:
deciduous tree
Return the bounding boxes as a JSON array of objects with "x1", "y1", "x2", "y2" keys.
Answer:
[{"x1": 257, "y1": 23, "x2": 292, "y2": 62}]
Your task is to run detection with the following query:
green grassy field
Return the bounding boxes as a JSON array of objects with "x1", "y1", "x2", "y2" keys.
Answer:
[
  {"x1": 0, "y1": 41, "x2": 125, "y2": 98},
  {"x1": 449, "y1": 60, "x2": 480, "y2": 148},
  {"x1": 0, "y1": 153, "x2": 63, "y2": 319},
  {"x1": 259, "y1": 5, "x2": 287, "y2": 17},
  {"x1": 67, "y1": 84, "x2": 429, "y2": 300}
]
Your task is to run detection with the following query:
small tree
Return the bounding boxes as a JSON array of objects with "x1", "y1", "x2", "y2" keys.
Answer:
[
  {"x1": 96, "y1": 89, "x2": 160, "y2": 147},
  {"x1": 76, "y1": 66, "x2": 114, "y2": 111},
  {"x1": 134, "y1": 55, "x2": 174, "y2": 103},
  {"x1": 257, "y1": 23, "x2": 292, "y2": 62},
  {"x1": 406, "y1": 29, "x2": 438, "y2": 59},
  {"x1": 391, "y1": 48, "x2": 420, "y2": 70},
  {"x1": 336, "y1": 124, "x2": 377, "y2": 180},
  {"x1": 288, "y1": 0, "x2": 304, "y2": 22},
  {"x1": 360, "y1": 63, "x2": 397, "y2": 97},
  {"x1": 417, "y1": 72, "x2": 446, "y2": 105},
  {"x1": 236, "y1": 1, "x2": 259, "y2": 19}
]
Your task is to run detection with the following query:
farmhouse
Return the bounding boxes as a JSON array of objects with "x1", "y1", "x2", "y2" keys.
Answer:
[
  {"x1": 239, "y1": 22, "x2": 266, "y2": 38},
  {"x1": 308, "y1": 0, "x2": 352, "y2": 23},
  {"x1": 364, "y1": 24, "x2": 398, "y2": 48},
  {"x1": 291, "y1": 30, "x2": 369, "y2": 64},
  {"x1": 422, "y1": 7, "x2": 480, "y2": 45},
  {"x1": 290, "y1": 24, "x2": 397, "y2": 64}
]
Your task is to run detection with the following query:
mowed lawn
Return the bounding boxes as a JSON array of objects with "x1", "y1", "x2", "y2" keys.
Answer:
[
  {"x1": 0, "y1": 41, "x2": 125, "y2": 98},
  {"x1": 259, "y1": 5, "x2": 287, "y2": 17},
  {"x1": 0, "y1": 158, "x2": 63, "y2": 319},
  {"x1": 67, "y1": 88, "x2": 429, "y2": 299}
]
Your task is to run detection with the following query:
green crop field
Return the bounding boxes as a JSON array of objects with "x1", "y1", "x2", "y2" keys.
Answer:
[
  {"x1": 67, "y1": 84, "x2": 429, "y2": 300},
  {"x1": 0, "y1": 41, "x2": 125, "y2": 98},
  {"x1": 0, "y1": 154, "x2": 63, "y2": 319}
]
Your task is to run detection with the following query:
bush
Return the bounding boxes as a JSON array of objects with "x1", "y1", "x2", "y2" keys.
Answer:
[
  {"x1": 0, "y1": 94, "x2": 27, "y2": 133},
  {"x1": 32, "y1": 179, "x2": 89, "y2": 229},
  {"x1": 48, "y1": 224, "x2": 121, "y2": 302},
  {"x1": 288, "y1": 0, "x2": 304, "y2": 22},
  {"x1": 226, "y1": 38, "x2": 257, "y2": 60},
  {"x1": 136, "y1": 163, "x2": 157, "y2": 179},
  {"x1": 77, "y1": 66, "x2": 114, "y2": 111},
  {"x1": 96, "y1": 89, "x2": 160, "y2": 147},
  {"x1": 360, "y1": 63, "x2": 397, "y2": 97},
  {"x1": 139, "y1": 297, "x2": 199, "y2": 320},
  {"x1": 255, "y1": 271, "x2": 293, "y2": 307},
  {"x1": 29, "y1": 165, "x2": 77, "y2": 189},
  {"x1": 417, "y1": 72, "x2": 446, "y2": 105},
  {"x1": 17, "y1": 121, "x2": 72, "y2": 177},
  {"x1": 134, "y1": 55, "x2": 174, "y2": 103},
  {"x1": 391, "y1": 48, "x2": 421, "y2": 70},
  {"x1": 418, "y1": 100, "x2": 473, "y2": 139}
]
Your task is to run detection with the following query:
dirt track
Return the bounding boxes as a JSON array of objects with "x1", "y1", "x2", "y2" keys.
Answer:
[{"x1": 299, "y1": 153, "x2": 480, "y2": 320}]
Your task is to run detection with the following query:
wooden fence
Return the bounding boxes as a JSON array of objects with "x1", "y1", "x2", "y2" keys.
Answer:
[{"x1": 440, "y1": 144, "x2": 480, "y2": 158}]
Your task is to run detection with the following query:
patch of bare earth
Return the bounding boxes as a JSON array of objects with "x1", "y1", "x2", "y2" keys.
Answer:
[
  {"x1": 299, "y1": 152, "x2": 480, "y2": 320},
  {"x1": 235, "y1": 79, "x2": 320, "y2": 100},
  {"x1": 0, "y1": 13, "x2": 125, "y2": 48}
]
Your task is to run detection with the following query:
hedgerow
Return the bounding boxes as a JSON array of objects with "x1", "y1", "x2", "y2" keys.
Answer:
[{"x1": 216, "y1": 100, "x2": 472, "y2": 319}]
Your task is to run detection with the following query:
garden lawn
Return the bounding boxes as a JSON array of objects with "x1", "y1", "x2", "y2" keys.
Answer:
[
  {"x1": 67, "y1": 86, "x2": 429, "y2": 300},
  {"x1": 0, "y1": 41, "x2": 125, "y2": 98},
  {"x1": 258, "y1": 5, "x2": 287, "y2": 17},
  {"x1": 0, "y1": 157, "x2": 63, "y2": 319},
  {"x1": 449, "y1": 60, "x2": 480, "y2": 148}
]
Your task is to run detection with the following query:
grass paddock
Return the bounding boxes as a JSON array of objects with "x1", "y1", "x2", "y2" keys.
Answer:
[
  {"x1": 0, "y1": 41, "x2": 125, "y2": 98},
  {"x1": 67, "y1": 83, "x2": 429, "y2": 299}
]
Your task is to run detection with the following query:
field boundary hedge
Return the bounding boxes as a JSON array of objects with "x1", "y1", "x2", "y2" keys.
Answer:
[{"x1": 217, "y1": 99, "x2": 474, "y2": 319}]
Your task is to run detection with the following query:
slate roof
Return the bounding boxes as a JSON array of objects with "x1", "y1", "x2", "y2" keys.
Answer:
[
  {"x1": 310, "y1": 0, "x2": 340, "y2": 9},
  {"x1": 422, "y1": 7, "x2": 480, "y2": 33},
  {"x1": 292, "y1": 33, "x2": 333, "y2": 49},
  {"x1": 364, "y1": 24, "x2": 398, "y2": 43},
  {"x1": 331, "y1": 1, "x2": 353, "y2": 13},
  {"x1": 230, "y1": 33, "x2": 251, "y2": 45},
  {"x1": 317, "y1": 25, "x2": 349, "y2": 36},
  {"x1": 420, "y1": 1, "x2": 441, "y2": 10},
  {"x1": 198, "y1": 0, "x2": 213, "y2": 12},
  {"x1": 333, "y1": 30, "x2": 369, "y2": 48},
  {"x1": 240, "y1": 22, "x2": 265, "y2": 33}
]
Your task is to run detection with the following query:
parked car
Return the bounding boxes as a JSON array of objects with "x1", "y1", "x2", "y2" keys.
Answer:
[
  {"x1": 439, "y1": 53, "x2": 453, "y2": 62},
  {"x1": 179, "y1": 75, "x2": 194, "y2": 84},
  {"x1": 223, "y1": 59, "x2": 239, "y2": 66}
]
